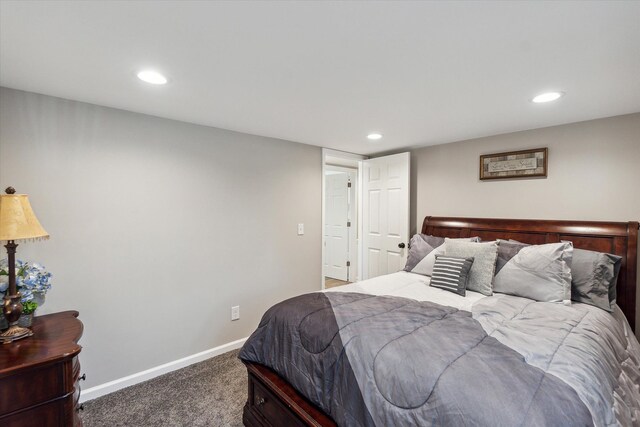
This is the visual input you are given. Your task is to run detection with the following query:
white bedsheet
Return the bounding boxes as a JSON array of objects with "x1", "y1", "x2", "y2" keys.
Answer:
[{"x1": 325, "y1": 271, "x2": 486, "y2": 312}]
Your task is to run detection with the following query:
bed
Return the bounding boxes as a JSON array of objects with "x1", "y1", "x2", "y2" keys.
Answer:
[{"x1": 240, "y1": 216, "x2": 640, "y2": 427}]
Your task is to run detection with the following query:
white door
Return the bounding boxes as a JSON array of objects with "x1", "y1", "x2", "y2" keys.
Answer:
[
  {"x1": 324, "y1": 169, "x2": 354, "y2": 281},
  {"x1": 362, "y1": 152, "x2": 410, "y2": 279}
]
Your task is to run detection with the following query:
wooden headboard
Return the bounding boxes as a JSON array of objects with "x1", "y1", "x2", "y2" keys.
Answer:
[{"x1": 421, "y1": 216, "x2": 639, "y2": 332}]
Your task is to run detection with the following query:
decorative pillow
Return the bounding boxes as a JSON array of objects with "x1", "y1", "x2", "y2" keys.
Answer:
[
  {"x1": 403, "y1": 234, "x2": 445, "y2": 272},
  {"x1": 430, "y1": 255, "x2": 475, "y2": 296},
  {"x1": 569, "y1": 247, "x2": 622, "y2": 312},
  {"x1": 411, "y1": 236, "x2": 480, "y2": 277},
  {"x1": 493, "y1": 242, "x2": 573, "y2": 303},
  {"x1": 444, "y1": 240, "x2": 498, "y2": 296}
]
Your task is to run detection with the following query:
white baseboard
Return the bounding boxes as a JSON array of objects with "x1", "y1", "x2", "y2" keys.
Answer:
[{"x1": 80, "y1": 337, "x2": 248, "y2": 403}]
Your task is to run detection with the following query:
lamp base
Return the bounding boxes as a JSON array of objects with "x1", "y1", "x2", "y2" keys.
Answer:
[{"x1": 0, "y1": 324, "x2": 33, "y2": 344}]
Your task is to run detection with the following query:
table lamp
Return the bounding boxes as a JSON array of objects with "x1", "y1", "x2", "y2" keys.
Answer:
[{"x1": 0, "y1": 187, "x2": 49, "y2": 344}]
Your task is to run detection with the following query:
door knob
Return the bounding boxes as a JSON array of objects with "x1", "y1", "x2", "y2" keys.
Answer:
[{"x1": 398, "y1": 243, "x2": 406, "y2": 249}]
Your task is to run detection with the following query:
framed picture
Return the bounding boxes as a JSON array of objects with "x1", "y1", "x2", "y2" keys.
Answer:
[{"x1": 479, "y1": 148, "x2": 548, "y2": 181}]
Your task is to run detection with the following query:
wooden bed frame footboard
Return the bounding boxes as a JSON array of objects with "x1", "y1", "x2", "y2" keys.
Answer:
[
  {"x1": 243, "y1": 216, "x2": 639, "y2": 427},
  {"x1": 243, "y1": 362, "x2": 336, "y2": 427}
]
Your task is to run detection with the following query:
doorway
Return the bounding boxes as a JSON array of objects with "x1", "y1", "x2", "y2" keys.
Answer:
[
  {"x1": 321, "y1": 149, "x2": 410, "y2": 289},
  {"x1": 324, "y1": 165, "x2": 357, "y2": 285},
  {"x1": 322, "y1": 149, "x2": 366, "y2": 289}
]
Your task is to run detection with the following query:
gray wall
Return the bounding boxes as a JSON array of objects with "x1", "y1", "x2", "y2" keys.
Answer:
[
  {"x1": 0, "y1": 87, "x2": 322, "y2": 388},
  {"x1": 409, "y1": 113, "x2": 640, "y2": 334}
]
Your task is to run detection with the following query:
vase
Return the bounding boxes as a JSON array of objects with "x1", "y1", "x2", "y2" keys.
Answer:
[
  {"x1": 32, "y1": 291, "x2": 46, "y2": 307},
  {"x1": 18, "y1": 313, "x2": 34, "y2": 328}
]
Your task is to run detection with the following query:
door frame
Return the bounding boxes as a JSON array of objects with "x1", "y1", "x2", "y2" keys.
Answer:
[{"x1": 321, "y1": 148, "x2": 367, "y2": 290}]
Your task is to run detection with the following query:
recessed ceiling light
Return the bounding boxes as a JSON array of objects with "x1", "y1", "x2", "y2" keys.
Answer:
[
  {"x1": 137, "y1": 70, "x2": 168, "y2": 85},
  {"x1": 531, "y1": 91, "x2": 564, "y2": 103},
  {"x1": 367, "y1": 133, "x2": 383, "y2": 140}
]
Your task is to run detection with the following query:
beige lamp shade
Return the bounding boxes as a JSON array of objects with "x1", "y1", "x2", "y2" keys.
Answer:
[{"x1": 0, "y1": 193, "x2": 49, "y2": 242}]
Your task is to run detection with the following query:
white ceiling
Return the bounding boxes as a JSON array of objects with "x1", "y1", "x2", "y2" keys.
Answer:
[{"x1": 1, "y1": 1, "x2": 639, "y2": 155}]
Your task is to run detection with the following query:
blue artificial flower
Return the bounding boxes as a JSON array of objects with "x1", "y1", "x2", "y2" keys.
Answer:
[
  {"x1": 20, "y1": 289, "x2": 34, "y2": 301},
  {"x1": 0, "y1": 259, "x2": 52, "y2": 304}
]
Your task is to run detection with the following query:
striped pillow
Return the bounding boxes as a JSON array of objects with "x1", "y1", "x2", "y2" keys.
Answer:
[{"x1": 430, "y1": 255, "x2": 475, "y2": 296}]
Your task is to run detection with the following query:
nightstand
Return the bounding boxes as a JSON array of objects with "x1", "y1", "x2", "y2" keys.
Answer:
[{"x1": 0, "y1": 311, "x2": 84, "y2": 427}]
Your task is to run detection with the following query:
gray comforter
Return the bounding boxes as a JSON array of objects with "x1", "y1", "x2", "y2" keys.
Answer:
[{"x1": 240, "y1": 291, "x2": 640, "y2": 426}]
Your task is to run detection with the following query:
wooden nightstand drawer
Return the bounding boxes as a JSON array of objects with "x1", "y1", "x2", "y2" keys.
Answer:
[
  {"x1": 72, "y1": 356, "x2": 80, "y2": 381},
  {"x1": 0, "y1": 363, "x2": 64, "y2": 414},
  {"x1": 1, "y1": 397, "x2": 66, "y2": 427}
]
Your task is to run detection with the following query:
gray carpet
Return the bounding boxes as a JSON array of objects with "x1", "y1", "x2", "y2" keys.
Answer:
[{"x1": 81, "y1": 349, "x2": 246, "y2": 427}]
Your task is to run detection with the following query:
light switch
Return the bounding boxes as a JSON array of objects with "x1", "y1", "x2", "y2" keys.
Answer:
[{"x1": 297, "y1": 223, "x2": 304, "y2": 235}]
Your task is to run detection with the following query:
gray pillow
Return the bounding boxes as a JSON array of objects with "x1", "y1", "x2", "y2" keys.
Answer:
[
  {"x1": 411, "y1": 236, "x2": 480, "y2": 277},
  {"x1": 444, "y1": 240, "x2": 498, "y2": 296},
  {"x1": 403, "y1": 234, "x2": 445, "y2": 272},
  {"x1": 569, "y1": 247, "x2": 622, "y2": 312},
  {"x1": 495, "y1": 240, "x2": 530, "y2": 274},
  {"x1": 430, "y1": 255, "x2": 475, "y2": 296},
  {"x1": 493, "y1": 242, "x2": 573, "y2": 303}
]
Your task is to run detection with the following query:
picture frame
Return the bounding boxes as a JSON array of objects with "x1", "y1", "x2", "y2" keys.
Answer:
[{"x1": 479, "y1": 147, "x2": 548, "y2": 180}]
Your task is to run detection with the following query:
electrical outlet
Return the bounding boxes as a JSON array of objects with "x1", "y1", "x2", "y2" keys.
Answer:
[
  {"x1": 231, "y1": 305, "x2": 240, "y2": 321},
  {"x1": 297, "y1": 223, "x2": 304, "y2": 235}
]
